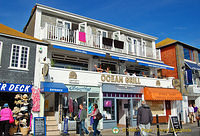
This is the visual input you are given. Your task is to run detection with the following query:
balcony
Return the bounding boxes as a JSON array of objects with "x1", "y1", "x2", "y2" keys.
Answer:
[
  {"x1": 42, "y1": 24, "x2": 160, "y2": 59},
  {"x1": 47, "y1": 67, "x2": 174, "y2": 88}
]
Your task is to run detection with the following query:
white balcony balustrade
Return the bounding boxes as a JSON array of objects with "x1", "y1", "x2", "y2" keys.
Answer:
[{"x1": 43, "y1": 24, "x2": 159, "y2": 59}]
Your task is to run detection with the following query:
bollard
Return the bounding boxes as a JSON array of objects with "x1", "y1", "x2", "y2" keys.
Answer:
[
  {"x1": 179, "y1": 113, "x2": 182, "y2": 129},
  {"x1": 126, "y1": 116, "x2": 129, "y2": 136},
  {"x1": 156, "y1": 114, "x2": 160, "y2": 136}
]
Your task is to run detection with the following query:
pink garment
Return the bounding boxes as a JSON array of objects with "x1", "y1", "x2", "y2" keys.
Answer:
[
  {"x1": 79, "y1": 32, "x2": 86, "y2": 42},
  {"x1": 69, "y1": 98, "x2": 73, "y2": 113},
  {"x1": 32, "y1": 88, "x2": 40, "y2": 112},
  {"x1": 0, "y1": 108, "x2": 12, "y2": 121}
]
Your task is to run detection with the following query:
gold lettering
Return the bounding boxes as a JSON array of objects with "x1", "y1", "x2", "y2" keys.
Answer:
[
  {"x1": 119, "y1": 76, "x2": 123, "y2": 83},
  {"x1": 106, "y1": 75, "x2": 111, "y2": 82},
  {"x1": 137, "y1": 78, "x2": 141, "y2": 84},
  {"x1": 111, "y1": 75, "x2": 115, "y2": 82},
  {"x1": 101, "y1": 74, "x2": 105, "y2": 82},
  {"x1": 115, "y1": 76, "x2": 119, "y2": 83},
  {"x1": 125, "y1": 77, "x2": 129, "y2": 83},
  {"x1": 132, "y1": 77, "x2": 136, "y2": 84}
]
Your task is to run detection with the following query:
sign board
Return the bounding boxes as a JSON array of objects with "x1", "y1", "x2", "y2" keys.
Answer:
[
  {"x1": 34, "y1": 117, "x2": 46, "y2": 136},
  {"x1": 168, "y1": 116, "x2": 181, "y2": 136},
  {"x1": 0, "y1": 82, "x2": 32, "y2": 93},
  {"x1": 63, "y1": 118, "x2": 69, "y2": 133}
]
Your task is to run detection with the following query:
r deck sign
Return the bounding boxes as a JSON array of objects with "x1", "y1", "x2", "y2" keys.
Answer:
[{"x1": 0, "y1": 82, "x2": 32, "y2": 93}]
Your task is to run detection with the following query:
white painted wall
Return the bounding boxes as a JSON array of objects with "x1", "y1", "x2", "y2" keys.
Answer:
[{"x1": 48, "y1": 67, "x2": 174, "y2": 88}]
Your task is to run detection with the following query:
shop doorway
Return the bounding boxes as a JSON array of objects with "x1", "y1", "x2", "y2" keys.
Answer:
[
  {"x1": 117, "y1": 99, "x2": 130, "y2": 127},
  {"x1": 165, "y1": 101, "x2": 171, "y2": 121}
]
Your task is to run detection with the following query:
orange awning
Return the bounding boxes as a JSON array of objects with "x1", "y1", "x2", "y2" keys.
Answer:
[{"x1": 144, "y1": 87, "x2": 183, "y2": 101}]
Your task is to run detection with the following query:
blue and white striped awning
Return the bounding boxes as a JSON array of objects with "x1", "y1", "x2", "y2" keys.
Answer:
[{"x1": 136, "y1": 59, "x2": 174, "y2": 70}]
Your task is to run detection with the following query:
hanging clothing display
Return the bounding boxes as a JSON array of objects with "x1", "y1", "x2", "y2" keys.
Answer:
[
  {"x1": 73, "y1": 100, "x2": 79, "y2": 116},
  {"x1": 31, "y1": 88, "x2": 40, "y2": 112},
  {"x1": 69, "y1": 98, "x2": 73, "y2": 113},
  {"x1": 79, "y1": 32, "x2": 86, "y2": 42}
]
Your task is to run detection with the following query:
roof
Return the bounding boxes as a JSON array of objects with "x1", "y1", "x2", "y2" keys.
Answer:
[
  {"x1": 156, "y1": 38, "x2": 200, "y2": 51},
  {"x1": 0, "y1": 24, "x2": 46, "y2": 44},
  {"x1": 24, "y1": 4, "x2": 157, "y2": 40}
]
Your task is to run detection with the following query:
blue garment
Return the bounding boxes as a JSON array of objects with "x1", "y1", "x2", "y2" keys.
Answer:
[
  {"x1": 90, "y1": 116, "x2": 94, "y2": 125},
  {"x1": 88, "y1": 104, "x2": 93, "y2": 114},
  {"x1": 79, "y1": 120, "x2": 89, "y2": 135},
  {"x1": 93, "y1": 119, "x2": 100, "y2": 136}
]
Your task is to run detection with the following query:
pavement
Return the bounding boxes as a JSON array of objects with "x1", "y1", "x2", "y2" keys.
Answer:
[{"x1": 66, "y1": 122, "x2": 200, "y2": 136}]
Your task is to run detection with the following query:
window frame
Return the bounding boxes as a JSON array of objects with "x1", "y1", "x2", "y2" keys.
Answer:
[
  {"x1": 9, "y1": 44, "x2": 30, "y2": 70},
  {"x1": 0, "y1": 41, "x2": 3, "y2": 66},
  {"x1": 56, "y1": 19, "x2": 72, "y2": 29}
]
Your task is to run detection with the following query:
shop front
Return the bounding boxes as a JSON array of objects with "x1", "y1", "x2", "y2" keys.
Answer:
[
  {"x1": 40, "y1": 81, "x2": 68, "y2": 126},
  {"x1": 63, "y1": 85, "x2": 101, "y2": 131},
  {"x1": 102, "y1": 84, "x2": 143, "y2": 129},
  {"x1": 144, "y1": 87, "x2": 183, "y2": 123},
  {"x1": 0, "y1": 82, "x2": 33, "y2": 134}
]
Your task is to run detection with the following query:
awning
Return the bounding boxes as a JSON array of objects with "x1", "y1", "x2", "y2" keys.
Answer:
[
  {"x1": 185, "y1": 61, "x2": 200, "y2": 71},
  {"x1": 137, "y1": 59, "x2": 174, "y2": 70},
  {"x1": 111, "y1": 56, "x2": 136, "y2": 62},
  {"x1": 144, "y1": 87, "x2": 182, "y2": 100},
  {"x1": 40, "y1": 82, "x2": 68, "y2": 93},
  {"x1": 53, "y1": 45, "x2": 106, "y2": 57}
]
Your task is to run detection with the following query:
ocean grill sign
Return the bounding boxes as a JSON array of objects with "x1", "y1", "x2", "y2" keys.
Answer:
[
  {"x1": 0, "y1": 83, "x2": 32, "y2": 93},
  {"x1": 101, "y1": 74, "x2": 141, "y2": 84}
]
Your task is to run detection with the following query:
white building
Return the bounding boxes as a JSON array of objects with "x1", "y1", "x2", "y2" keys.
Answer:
[{"x1": 23, "y1": 4, "x2": 182, "y2": 134}]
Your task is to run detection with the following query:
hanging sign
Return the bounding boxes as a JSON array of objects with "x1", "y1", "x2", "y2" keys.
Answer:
[{"x1": 0, "y1": 82, "x2": 32, "y2": 93}]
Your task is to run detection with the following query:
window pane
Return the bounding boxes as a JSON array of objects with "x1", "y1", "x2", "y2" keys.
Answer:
[
  {"x1": 20, "y1": 47, "x2": 28, "y2": 69},
  {"x1": 11, "y1": 45, "x2": 20, "y2": 67},
  {"x1": 103, "y1": 99, "x2": 115, "y2": 120},
  {"x1": 184, "y1": 48, "x2": 190, "y2": 60},
  {"x1": 190, "y1": 50, "x2": 194, "y2": 61}
]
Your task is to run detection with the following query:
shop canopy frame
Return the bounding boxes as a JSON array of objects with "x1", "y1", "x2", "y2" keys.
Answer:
[
  {"x1": 40, "y1": 82, "x2": 68, "y2": 93},
  {"x1": 144, "y1": 87, "x2": 183, "y2": 101},
  {"x1": 185, "y1": 61, "x2": 200, "y2": 71}
]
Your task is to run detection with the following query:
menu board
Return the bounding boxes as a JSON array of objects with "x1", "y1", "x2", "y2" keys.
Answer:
[
  {"x1": 34, "y1": 117, "x2": 46, "y2": 136},
  {"x1": 168, "y1": 116, "x2": 181, "y2": 136},
  {"x1": 171, "y1": 116, "x2": 180, "y2": 129}
]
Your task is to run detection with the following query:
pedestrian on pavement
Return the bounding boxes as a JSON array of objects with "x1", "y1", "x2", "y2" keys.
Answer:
[
  {"x1": 193, "y1": 104, "x2": 198, "y2": 122},
  {"x1": 79, "y1": 104, "x2": 89, "y2": 135},
  {"x1": 89, "y1": 103, "x2": 101, "y2": 136},
  {"x1": 137, "y1": 101, "x2": 153, "y2": 136},
  {"x1": 0, "y1": 103, "x2": 13, "y2": 136},
  {"x1": 188, "y1": 104, "x2": 194, "y2": 124}
]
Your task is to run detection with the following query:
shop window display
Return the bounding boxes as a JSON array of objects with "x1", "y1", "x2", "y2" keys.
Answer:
[
  {"x1": 62, "y1": 92, "x2": 87, "y2": 121},
  {"x1": 103, "y1": 99, "x2": 115, "y2": 120},
  {"x1": 146, "y1": 101, "x2": 165, "y2": 115},
  {"x1": 0, "y1": 93, "x2": 32, "y2": 135}
]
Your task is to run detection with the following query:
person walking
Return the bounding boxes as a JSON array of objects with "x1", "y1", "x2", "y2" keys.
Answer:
[
  {"x1": 89, "y1": 103, "x2": 101, "y2": 136},
  {"x1": 0, "y1": 103, "x2": 13, "y2": 136},
  {"x1": 193, "y1": 104, "x2": 198, "y2": 122},
  {"x1": 188, "y1": 104, "x2": 194, "y2": 124},
  {"x1": 137, "y1": 101, "x2": 153, "y2": 136},
  {"x1": 79, "y1": 104, "x2": 89, "y2": 135}
]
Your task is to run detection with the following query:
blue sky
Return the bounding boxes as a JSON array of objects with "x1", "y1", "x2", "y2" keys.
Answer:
[{"x1": 0, "y1": 0, "x2": 199, "y2": 47}]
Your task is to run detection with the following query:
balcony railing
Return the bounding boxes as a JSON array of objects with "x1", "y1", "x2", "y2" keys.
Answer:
[{"x1": 43, "y1": 23, "x2": 159, "y2": 59}]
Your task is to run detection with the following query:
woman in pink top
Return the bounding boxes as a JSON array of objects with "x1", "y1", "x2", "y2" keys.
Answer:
[{"x1": 0, "y1": 103, "x2": 12, "y2": 136}]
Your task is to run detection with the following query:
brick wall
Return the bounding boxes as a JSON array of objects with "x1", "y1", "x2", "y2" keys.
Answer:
[{"x1": 160, "y1": 45, "x2": 178, "y2": 79}]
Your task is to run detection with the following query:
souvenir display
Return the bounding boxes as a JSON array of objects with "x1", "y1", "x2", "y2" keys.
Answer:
[{"x1": 10, "y1": 94, "x2": 31, "y2": 135}]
